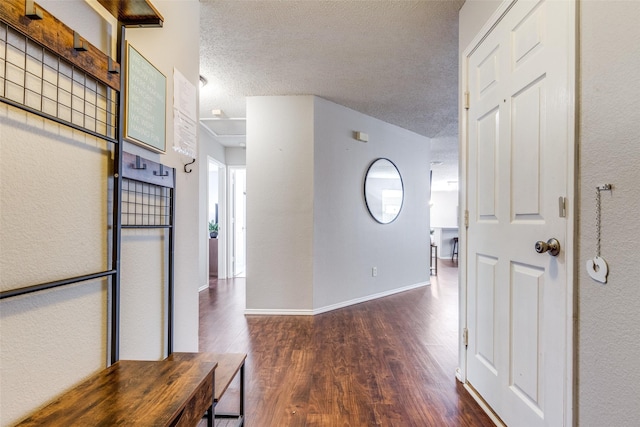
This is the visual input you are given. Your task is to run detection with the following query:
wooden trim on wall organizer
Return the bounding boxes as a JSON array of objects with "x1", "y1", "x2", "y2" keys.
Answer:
[
  {"x1": 0, "y1": 0, "x2": 121, "y2": 91},
  {"x1": 96, "y1": 0, "x2": 164, "y2": 28}
]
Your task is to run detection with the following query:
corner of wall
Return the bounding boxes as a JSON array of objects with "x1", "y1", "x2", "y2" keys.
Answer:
[{"x1": 245, "y1": 96, "x2": 315, "y2": 311}]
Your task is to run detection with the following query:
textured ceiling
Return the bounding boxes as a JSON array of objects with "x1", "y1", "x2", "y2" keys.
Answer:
[{"x1": 199, "y1": 0, "x2": 462, "y2": 189}]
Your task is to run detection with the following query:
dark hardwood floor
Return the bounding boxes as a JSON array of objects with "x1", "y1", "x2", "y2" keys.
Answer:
[{"x1": 198, "y1": 260, "x2": 494, "y2": 426}]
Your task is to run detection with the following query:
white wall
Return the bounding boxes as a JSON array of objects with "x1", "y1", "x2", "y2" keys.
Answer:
[
  {"x1": 200, "y1": 125, "x2": 227, "y2": 162},
  {"x1": 430, "y1": 190, "x2": 458, "y2": 228},
  {"x1": 313, "y1": 97, "x2": 430, "y2": 310},
  {"x1": 121, "y1": 0, "x2": 200, "y2": 358},
  {"x1": 0, "y1": 1, "x2": 200, "y2": 424},
  {"x1": 225, "y1": 146, "x2": 247, "y2": 166},
  {"x1": 578, "y1": 1, "x2": 640, "y2": 424},
  {"x1": 0, "y1": 109, "x2": 109, "y2": 426},
  {"x1": 0, "y1": 3, "x2": 111, "y2": 425},
  {"x1": 458, "y1": 0, "x2": 502, "y2": 53},
  {"x1": 459, "y1": 0, "x2": 640, "y2": 425},
  {"x1": 245, "y1": 96, "x2": 430, "y2": 313},
  {"x1": 246, "y1": 96, "x2": 315, "y2": 312}
]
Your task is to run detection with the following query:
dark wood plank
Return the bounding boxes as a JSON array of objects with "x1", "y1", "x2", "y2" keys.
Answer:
[
  {"x1": 0, "y1": 0, "x2": 121, "y2": 90},
  {"x1": 96, "y1": 0, "x2": 164, "y2": 28},
  {"x1": 198, "y1": 262, "x2": 495, "y2": 426},
  {"x1": 17, "y1": 357, "x2": 216, "y2": 426},
  {"x1": 169, "y1": 352, "x2": 246, "y2": 402}
]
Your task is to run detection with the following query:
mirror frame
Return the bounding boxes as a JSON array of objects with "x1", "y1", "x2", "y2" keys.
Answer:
[{"x1": 363, "y1": 158, "x2": 404, "y2": 224}]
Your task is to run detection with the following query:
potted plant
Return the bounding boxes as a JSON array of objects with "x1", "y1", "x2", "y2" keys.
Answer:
[{"x1": 209, "y1": 221, "x2": 219, "y2": 238}]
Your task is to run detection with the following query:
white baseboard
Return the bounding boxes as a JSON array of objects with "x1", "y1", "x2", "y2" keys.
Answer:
[
  {"x1": 244, "y1": 308, "x2": 314, "y2": 316},
  {"x1": 198, "y1": 284, "x2": 209, "y2": 292},
  {"x1": 463, "y1": 383, "x2": 506, "y2": 427},
  {"x1": 313, "y1": 281, "x2": 430, "y2": 315},
  {"x1": 243, "y1": 281, "x2": 430, "y2": 316}
]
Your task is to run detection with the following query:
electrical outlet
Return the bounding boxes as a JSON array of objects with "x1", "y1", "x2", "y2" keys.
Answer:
[{"x1": 372, "y1": 267, "x2": 377, "y2": 277}]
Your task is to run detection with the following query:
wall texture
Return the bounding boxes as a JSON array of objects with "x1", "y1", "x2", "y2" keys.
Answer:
[
  {"x1": 430, "y1": 190, "x2": 458, "y2": 228},
  {"x1": 0, "y1": 109, "x2": 109, "y2": 425},
  {"x1": 459, "y1": 0, "x2": 640, "y2": 425},
  {"x1": 225, "y1": 146, "x2": 247, "y2": 166},
  {"x1": 312, "y1": 97, "x2": 430, "y2": 310},
  {"x1": 245, "y1": 96, "x2": 315, "y2": 312},
  {"x1": 0, "y1": 3, "x2": 111, "y2": 425},
  {"x1": 458, "y1": 0, "x2": 502, "y2": 52},
  {"x1": 245, "y1": 96, "x2": 430, "y2": 313},
  {"x1": 0, "y1": 1, "x2": 200, "y2": 424},
  {"x1": 578, "y1": 1, "x2": 640, "y2": 424},
  {"x1": 123, "y1": 0, "x2": 201, "y2": 356}
]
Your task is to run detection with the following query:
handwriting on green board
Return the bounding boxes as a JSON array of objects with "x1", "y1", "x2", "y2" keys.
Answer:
[{"x1": 125, "y1": 43, "x2": 166, "y2": 152}]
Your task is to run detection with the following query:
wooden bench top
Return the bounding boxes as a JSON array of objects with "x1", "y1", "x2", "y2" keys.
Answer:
[
  {"x1": 16, "y1": 355, "x2": 217, "y2": 426},
  {"x1": 168, "y1": 352, "x2": 247, "y2": 401}
]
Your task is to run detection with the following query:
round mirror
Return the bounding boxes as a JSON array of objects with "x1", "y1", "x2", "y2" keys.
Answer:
[{"x1": 364, "y1": 158, "x2": 404, "y2": 224}]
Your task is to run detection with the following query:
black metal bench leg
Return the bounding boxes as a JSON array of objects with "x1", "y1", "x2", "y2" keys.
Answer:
[
  {"x1": 208, "y1": 370, "x2": 215, "y2": 427},
  {"x1": 239, "y1": 362, "x2": 245, "y2": 425},
  {"x1": 206, "y1": 406, "x2": 213, "y2": 427}
]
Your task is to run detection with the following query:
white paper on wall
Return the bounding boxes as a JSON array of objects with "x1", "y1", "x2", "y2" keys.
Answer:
[{"x1": 173, "y1": 68, "x2": 197, "y2": 158}]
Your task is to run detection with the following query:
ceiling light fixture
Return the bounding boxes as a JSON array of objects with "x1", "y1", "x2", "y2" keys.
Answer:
[
  {"x1": 431, "y1": 161, "x2": 443, "y2": 166},
  {"x1": 199, "y1": 75, "x2": 208, "y2": 88}
]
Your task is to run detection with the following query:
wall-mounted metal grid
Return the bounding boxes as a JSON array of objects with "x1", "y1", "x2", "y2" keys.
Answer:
[
  {"x1": 0, "y1": 22, "x2": 117, "y2": 140},
  {"x1": 121, "y1": 178, "x2": 172, "y2": 228},
  {"x1": 0, "y1": 3, "x2": 172, "y2": 362}
]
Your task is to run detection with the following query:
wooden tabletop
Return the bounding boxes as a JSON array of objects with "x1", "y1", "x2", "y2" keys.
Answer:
[
  {"x1": 16, "y1": 355, "x2": 217, "y2": 426},
  {"x1": 168, "y1": 353, "x2": 246, "y2": 402}
]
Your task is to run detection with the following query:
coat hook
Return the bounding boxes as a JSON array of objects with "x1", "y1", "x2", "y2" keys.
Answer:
[
  {"x1": 132, "y1": 155, "x2": 146, "y2": 170},
  {"x1": 108, "y1": 58, "x2": 120, "y2": 75},
  {"x1": 73, "y1": 32, "x2": 88, "y2": 52},
  {"x1": 25, "y1": 0, "x2": 43, "y2": 20},
  {"x1": 154, "y1": 164, "x2": 169, "y2": 177},
  {"x1": 184, "y1": 158, "x2": 196, "y2": 173}
]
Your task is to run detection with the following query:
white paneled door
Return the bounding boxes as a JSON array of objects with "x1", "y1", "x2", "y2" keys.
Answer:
[{"x1": 465, "y1": 0, "x2": 574, "y2": 425}]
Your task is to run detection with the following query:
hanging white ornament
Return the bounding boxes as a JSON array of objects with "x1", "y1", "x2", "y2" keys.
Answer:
[{"x1": 588, "y1": 184, "x2": 612, "y2": 284}]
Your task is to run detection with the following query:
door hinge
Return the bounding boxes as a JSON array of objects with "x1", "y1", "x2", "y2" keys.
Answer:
[
  {"x1": 558, "y1": 196, "x2": 567, "y2": 218},
  {"x1": 464, "y1": 91, "x2": 470, "y2": 110},
  {"x1": 463, "y1": 328, "x2": 469, "y2": 347},
  {"x1": 464, "y1": 210, "x2": 469, "y2": 228}
]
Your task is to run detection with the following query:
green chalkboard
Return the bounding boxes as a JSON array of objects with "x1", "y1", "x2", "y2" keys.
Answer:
[{"x1": 125, "y1": 43, "x2": 166, "y2": 152}]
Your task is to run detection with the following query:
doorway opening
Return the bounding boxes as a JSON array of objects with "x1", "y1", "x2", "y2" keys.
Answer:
[
  {"x1": 229, "y1": 167, "x2": 246, "y2": 278},
  {"x1": 208, "y1": 157, "x2": 226, "y2": 279}
]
